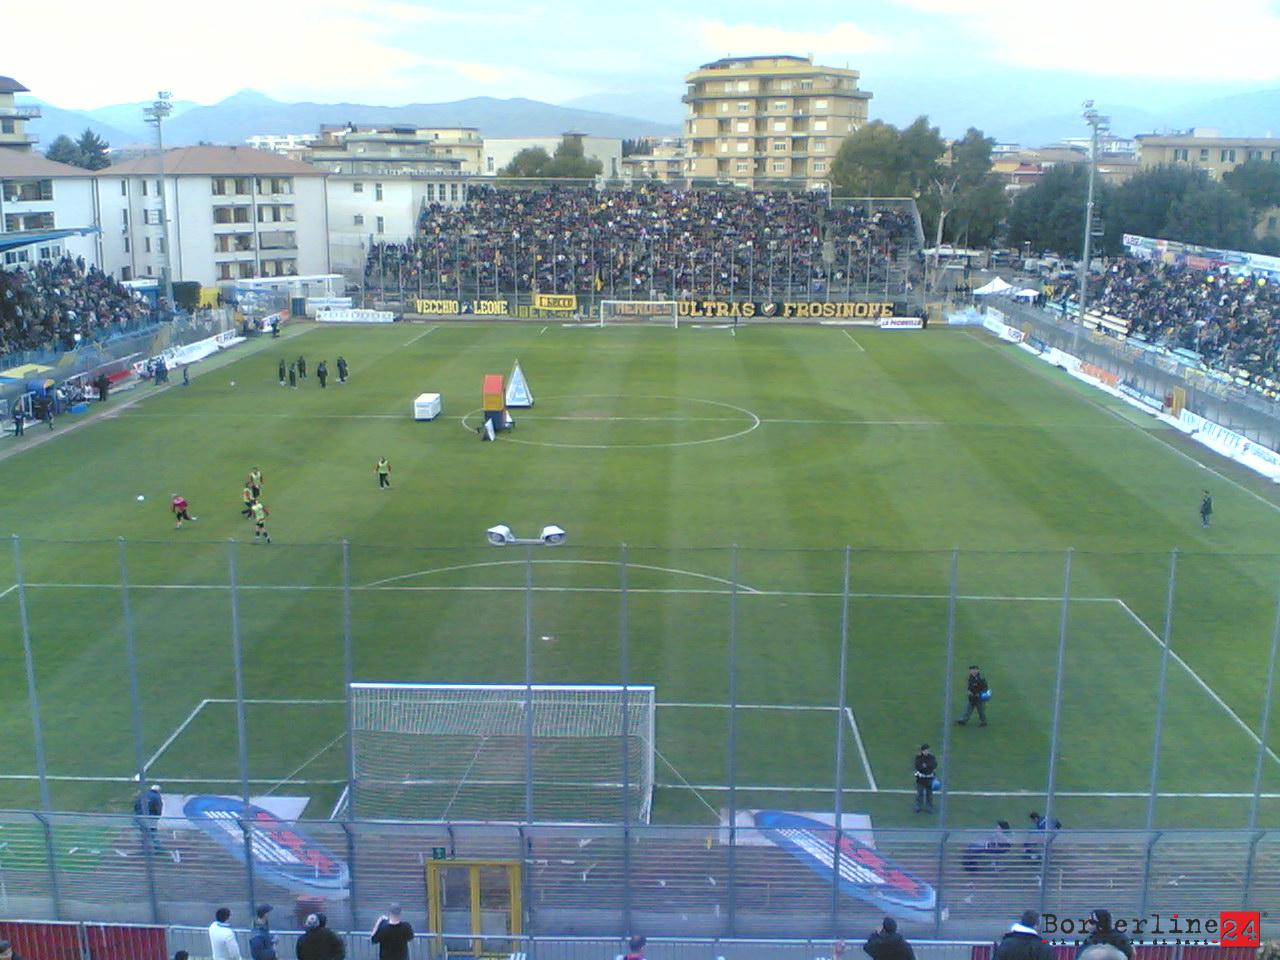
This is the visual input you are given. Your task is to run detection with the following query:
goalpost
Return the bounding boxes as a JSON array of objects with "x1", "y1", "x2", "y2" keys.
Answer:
[
  {"x1": 348, "y1": 682, "x2": 656, "y2": 823},
  {"x1": 598, "y1": 300, "x2": 679, "y2": 327}
]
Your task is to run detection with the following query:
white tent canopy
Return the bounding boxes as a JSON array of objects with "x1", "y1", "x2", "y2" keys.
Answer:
[
  {"x1": 1012, "y1": 288, "x2": 1040, "y2": 301},
  {"x1": 973, "y1": 276, "x2": 1016, "y2": 296}
]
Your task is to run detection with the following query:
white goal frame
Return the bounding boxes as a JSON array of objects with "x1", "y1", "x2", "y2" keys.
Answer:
[
  {"x1": 598, "y1": 300, "x2": 679, "y2": 327},
  {"x1": 349, "y1": 682, "x2": 657, "y2": 823}
]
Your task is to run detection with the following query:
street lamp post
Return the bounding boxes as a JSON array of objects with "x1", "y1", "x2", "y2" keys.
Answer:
[
  {"x1": 143, "y1": 91, "x2": 176, "y2": 316},
  {"x1": 1076, "y1": 101, "x2": 1110, "y2": 354}
]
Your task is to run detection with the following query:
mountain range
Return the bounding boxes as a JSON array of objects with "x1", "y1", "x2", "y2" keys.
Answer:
[
  {"x1": 20, "y1": 89, "x2": 680, "y2": 150},
  {"x1": 17, "y1": 84, "x2": 1280, "y2": 154}
]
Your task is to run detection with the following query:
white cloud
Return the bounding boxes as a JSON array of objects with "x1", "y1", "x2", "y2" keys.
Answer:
[
  {"x1": 893, "y1": 0, "x2": 1280, "y2": 82},
  {"x1": 697, "y1": 20, "x2": 889, "y2": 60}
]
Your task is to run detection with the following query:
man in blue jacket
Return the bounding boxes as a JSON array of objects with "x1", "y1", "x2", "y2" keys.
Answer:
[{"x1": 250, "y1": 905, "x2": 278, "y2": 960}]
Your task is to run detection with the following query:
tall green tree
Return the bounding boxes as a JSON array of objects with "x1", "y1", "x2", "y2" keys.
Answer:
[
  {"x1": 498, "y1": 137, "x2": 602, "y2": 179},
  {"x1": 45, "y1": 134, "x2": 83, "y2": 167},
  {"x1": 545, "y1": 136, "x2": 603, "y2": 178},
  {"x1": 74, "y1": 128, "x2": 111, "y2": 170},
  {"x1": 937, "y1": 127, "x2": 1008, "y2": 247},
  {"x1": 1222, "y1": 159, "x2": 1280, "y2": 226},
  {"x1": 830, "y1": 120, "x2": 915, "y2": 197},
  {"x1": 1007, "y1": 165, "x2": 1095, "y2": 256}
]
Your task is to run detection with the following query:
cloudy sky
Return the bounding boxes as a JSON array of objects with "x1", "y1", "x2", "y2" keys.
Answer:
[{"x1": 8, "y1": 0, "x2": 1280, "y2": 113}]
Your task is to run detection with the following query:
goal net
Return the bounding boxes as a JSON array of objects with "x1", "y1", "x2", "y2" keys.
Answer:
[
  {"x1": 598, "y1": 300, "x2": 679, "y2": 327},
  {"x1": 348, "y1": 683, "x2": 656, "y2": 823}
]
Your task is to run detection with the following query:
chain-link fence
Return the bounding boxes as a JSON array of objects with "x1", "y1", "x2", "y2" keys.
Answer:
[{"x1": 1, "y1": 540, "x2": 1276, "y2": 936}]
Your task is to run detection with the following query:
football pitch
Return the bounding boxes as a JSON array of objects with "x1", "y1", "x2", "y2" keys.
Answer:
[{"x1": 1, "y1": 320, "x2": 1279, "y2": 831}]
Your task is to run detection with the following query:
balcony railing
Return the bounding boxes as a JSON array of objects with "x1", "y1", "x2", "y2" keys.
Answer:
[{"x1": 0, "y1": 104, "x2": 42, "y2": 119}]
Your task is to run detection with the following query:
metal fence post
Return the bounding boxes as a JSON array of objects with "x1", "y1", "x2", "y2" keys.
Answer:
[
  {"x1": 1248, "y1": 570, "x2": 1280, "y2": 831},
  {"x1": 228, "y1": 540, "x2": 251, "y2": 804},
  {"x1": 341, "y1": 540, "x2": 359, "y2": 928},
  {"x1": 524, "y1": 545, "x2": 535, "y2": 825},
  {"x1": 619, "y1": 544, "x2": 633, "y2": 937},
  {"x1": 1138, "y1": 830, "x2": 1161, "y2": 918},
  {"x1": 726, "y1": 544, "x2": 739, "y2": 936},
  {"x1": 1039, "y1": 548, "x2": 1072, "y2": 908},
  {"x1": 12, "y1": 535, "x2": 52, "y2": 813},
  {"x1": 35, "y1": 811, "x2": 63, "y2": 919},
  {"x1": 117, "y1": 539, "x2": 161, "y2": 918},
  {"x1": 1145, "y1": 550, "x2": 1178, "y2": 836},
  {"x1": 831, "y1": 547, "x2": 852, "y2": 935},
  {"x1": 239, "y1": 817, "x2": 258, "y2": 922},
  {"x1": 938, "y1": 549, "x2": 959, "y2": 828}
]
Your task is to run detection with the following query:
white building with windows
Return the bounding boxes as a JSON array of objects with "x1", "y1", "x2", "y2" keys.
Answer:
[
  {"x1": 96, "y1": 146, "x2": 329, "y2": 284},
  {"x1": 0, "y1": 138, "x2": 100, "y2": 269}
]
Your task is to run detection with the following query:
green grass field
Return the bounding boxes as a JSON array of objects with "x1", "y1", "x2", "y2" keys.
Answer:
[{"x1": 2, "y1": 320, "x2": 1279, "y2": 831}]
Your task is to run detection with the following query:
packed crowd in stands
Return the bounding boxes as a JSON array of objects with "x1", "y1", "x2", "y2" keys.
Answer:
[
  {"x1": 365, "y1": 186, "x2": 917, "y2": 302},
  {"x1": 0, "y1": 256, "x2": 154, "y2": 356},
  {"x1": 1082, "y1": 257, "x2": 1280, "y2": 383}
]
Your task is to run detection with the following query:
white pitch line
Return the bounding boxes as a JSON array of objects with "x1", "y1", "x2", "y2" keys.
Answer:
[
  {"x1": 655, "y1": 782, "x2": 1280, "y2": 799},
  {"x1": 971, "y1": 329, "x2": 1280, "y2": 518},
  {"x1": 144, "y1": 699, "x2": 209, "y2": 771},
  {"x1": 363, "y1": 558, "x2": 764, "y2": 593},
  {"x1": 845, "y1": 706, "x2": 878, "y2": 791},
  {"x1": 760, "y1": 418, "x2": 941, "y2": 426},
  {"x1": 0, "y1": 584, "x2": 16, "y2": 601},
  {"x1": 402, "y1": 325, "x2": 440, "y2": 346},
  {"x1": 1114, "y1": 598, "x2": 1280, "y2": 769},
  {"x1": 842, "y1": 329, "x2": 866, "y2": 352},
  {"x1": 540, "y1": 326, "x2": 548, "y2": 334},
  {"x1": 661, "y1": 702, "x2": 838, "y2": 711},
  {"x1": 0, "y1": 774, "x2": 349, "y2": 785}
]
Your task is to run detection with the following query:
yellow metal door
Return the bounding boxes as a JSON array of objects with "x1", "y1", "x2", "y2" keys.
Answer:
[{"x1": 426, "y1": 859, "x2": 522, "y2": 958}]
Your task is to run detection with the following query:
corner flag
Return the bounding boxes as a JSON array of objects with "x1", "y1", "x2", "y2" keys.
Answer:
[{"x1": 506, "y1": 361, "x2": 533, "y2": 407}]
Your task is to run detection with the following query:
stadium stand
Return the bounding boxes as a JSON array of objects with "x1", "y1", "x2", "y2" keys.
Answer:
[
  {"x1": 1048, "y1": 258, "x2": 1280, "y2": 393},
  {"x1": 365, "y1": 186, "x2": 916, "y2": 301},
  {"x1": 0, "y1": 256, "x2": 154, "y2": 355}
]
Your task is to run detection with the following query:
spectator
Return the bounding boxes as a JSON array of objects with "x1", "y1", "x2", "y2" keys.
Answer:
[
  {"x1": 623, "y1": 936, "x2": 647, "y2": 960},
  {"x1": 1078, "y1": 947, "x2": 1126, "y2": 960},
  {"x1": 863, "y1": 916, "x2": 915, "y2": 960},
  {"x1": 992, "y1": 910, "x2": 1054, "y2": 960},
  {"x1": 0, "y1": 939, "x2": 21, "y2": 960},
  {"x1": 364, "y1": 186, "x2": 915, "y2": 304},
  {"x1": 297, "y1": 913, "x2": 344, "y2": 960},
  {"x1": 209, "y1": 908, "x2": 242, "y2": 960},
  {"x1": 371, "y1": 903, "x2": 414, "y2": 960},
  {"x1": 1079, "y1": 910, "x2": 1134, "y2": 959},
  {"x1": 250, "y1": 905, "x2": 278, "y2": 960}
]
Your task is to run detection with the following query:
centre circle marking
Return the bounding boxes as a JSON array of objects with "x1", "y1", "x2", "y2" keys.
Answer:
[{"x1": 459, "y1": 395, "x2": 761, "y2": 449}]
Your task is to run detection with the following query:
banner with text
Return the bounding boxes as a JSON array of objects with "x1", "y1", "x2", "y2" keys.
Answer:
[
  {"x1": 678, "y1": 300, "x2": 899, "y2": 320},
  {"x1": 533, "y1": 293, "x2": 578, "y2": 312},
  {"x1": 414, "y1": 299, "x2": 510, "y2": 316}
]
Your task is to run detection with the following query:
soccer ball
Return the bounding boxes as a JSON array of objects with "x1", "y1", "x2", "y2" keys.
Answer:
[
  {"x1": 230, "y1": 380, "x2": 236, "y2": 387},
  {"x1": 137, "y1": 494, "x2": 145, "y2": 501}
]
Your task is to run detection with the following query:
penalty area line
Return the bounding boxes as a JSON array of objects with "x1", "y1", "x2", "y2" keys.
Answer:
[
  {"x1": 402, "y1": 325, "x2": 440, "y2": 346},
  {"x1": 842, "y1": 329, "x2": 866, "y2": 352},
  {"x1": 1114, "y1": 598, "x2": 1280, "y2": 770},
  {"x1": 845, "y1": 706, "x2": 878, "y2": 791},
  {"x1": 144, "y1": 699, "x2": 210, "y2": 771}
]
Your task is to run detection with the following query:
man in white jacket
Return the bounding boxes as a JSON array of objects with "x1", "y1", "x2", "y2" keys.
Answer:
[{"x1": 210, "y1": 908, "x2": 242, "y2": 960}]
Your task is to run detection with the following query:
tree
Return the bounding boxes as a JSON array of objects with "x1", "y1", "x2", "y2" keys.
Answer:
[
  {"x1": 45, "y1": 134, "x2": 83, "y2": 167},
  {"x1": 1222, "y1": 159, "x2": 1280, "y2": 224},
  {"x1": 498, "y1": 147, "x2": 552, "y2": 178},
  {"x1": 497, "y1": 137, "x2": 602, "y2": 179},
  {"x1": 545, "y1": 136, "x2": 603, "y2": 178},
  {"x1": 1109, "y1": 165, "x2": 1255, "y2": 251},
  {"x1": 830, "y1": 121, "x2": 914, "y2": 198},
  {"x1": 1007, "y1": 165, "x2": 1095, "y2": 256},
  {"x1": 75, "y1": 129, "x2": 111, "y2": 170},
  {"x1": 940, "y1": 128, "x2": 1008, "y2": 247}
]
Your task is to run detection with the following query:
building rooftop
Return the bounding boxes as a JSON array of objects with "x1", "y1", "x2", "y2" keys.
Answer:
[
  {"x1": 100, "y1": 145, "x2": 326, "y2": 177},
  {"x1": 0, "y1": 76, "x2": 31, "y2": 95},
  {"x1": 0, "y1": 150, "x2": 95, "y2": 178},
  {"x1": 1136, "y1": 133, "x2": 1280, "y2": 146},
  {"x1": 698, "y1": 55, "x2": 811, "y2": 70}
]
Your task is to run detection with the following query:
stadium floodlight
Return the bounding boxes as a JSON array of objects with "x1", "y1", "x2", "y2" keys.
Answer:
[{"x1": 486, "y1": 524, "x2": 566, "y2": 546}]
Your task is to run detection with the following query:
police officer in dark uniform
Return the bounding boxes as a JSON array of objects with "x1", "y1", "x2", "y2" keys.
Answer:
[
  {"x1": 957, "y1": 664, "x2": 989, "y2": 726},
  {"x1": 913, "y1": 744, "x2": 937, "y2": 813}
]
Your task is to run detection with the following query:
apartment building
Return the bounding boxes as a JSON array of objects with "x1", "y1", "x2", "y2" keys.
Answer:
[
  {"x1": 481, "y1": 134, "x2": 621, "y2": 177},
  {"x1": 682, "y1": 55, "x2": 871, "y2": 187},
  {"x1": 1136, "y1": 129, "x2": 1280, "y2": 180},
  {"x1": 96, "y1": 146, "x2": 329, "y2": 284},
  {"x1": 0, "y1": 150, "x2": 99, "y2": 268},
  {"x1": 621, "y1": 139, "x2": 688, "y2": 181}
]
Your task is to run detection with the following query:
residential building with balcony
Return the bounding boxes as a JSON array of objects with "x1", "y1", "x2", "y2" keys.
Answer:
[
  {"x1": 682, "y1": 55, "x2": 871, "y2": 187},
  {"x1": 1136, "y1": 129, "x2": 1280, "y2": 180},
  {"x1": 96, "y1": 146, "x2": 329, "y2": 284},
  {"x1": 0, "y1": 76, "x2": 41, "y2": 151},
  {"x1": 621, "y1": 138, "x2": 688, "y2": 181},
  {"x1": 0, "y1": 150, "x2": 99, "y2": 268}
]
